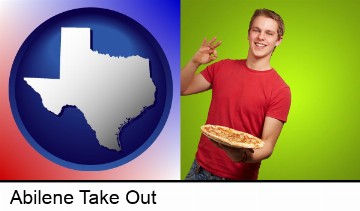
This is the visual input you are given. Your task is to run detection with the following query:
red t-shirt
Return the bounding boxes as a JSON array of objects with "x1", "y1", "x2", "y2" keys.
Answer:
[{"x1": 196, "y1": 59, "x2": 291, "y2": 180}]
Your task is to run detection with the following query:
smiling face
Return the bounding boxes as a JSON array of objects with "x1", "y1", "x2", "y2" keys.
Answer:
[{"x1": 247, "y1": 15, "x2": 282, "y2": 61}]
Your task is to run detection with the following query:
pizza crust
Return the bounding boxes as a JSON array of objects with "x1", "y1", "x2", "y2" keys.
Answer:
[{"x1": 200, "y1": 124, "x2": 264, "y2": 149}]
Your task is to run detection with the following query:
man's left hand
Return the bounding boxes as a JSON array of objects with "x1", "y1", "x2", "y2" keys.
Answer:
[{"x1": 209, "y1": 138, "x2": 254, "y2": 162}]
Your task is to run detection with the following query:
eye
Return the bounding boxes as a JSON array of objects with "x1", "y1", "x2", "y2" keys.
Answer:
[
  {"x1": 266, "y1": 31, "x2": 274, "y2": 36},
  {"x1": 252, "y1": 28, "x2": 260, "y2": 32}
]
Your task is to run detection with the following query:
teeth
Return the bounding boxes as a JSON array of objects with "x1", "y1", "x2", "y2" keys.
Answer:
[{"x1": 255, "y1": 43, "x2": 266, "y2": 47}]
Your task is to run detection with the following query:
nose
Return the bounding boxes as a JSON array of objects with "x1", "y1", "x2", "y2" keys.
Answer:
[{"x1": 258, "y1": 32, "x2": 265, "y2": 40}]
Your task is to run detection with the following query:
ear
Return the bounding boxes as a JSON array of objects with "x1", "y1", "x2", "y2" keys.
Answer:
[{"x1": 275, "y1": 36, "x2": 283, "y2": 46}]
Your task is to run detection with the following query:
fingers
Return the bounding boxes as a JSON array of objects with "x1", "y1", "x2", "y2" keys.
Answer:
[
  {"x1": 208, "y1": 37, "x2": 217, "y2": 45},
  {"x1": 211, "y1": 40, "x2": 222, "y2": 49},
  {"x1": 217, "y1": 143, "x2": 255, "y2": 153},
  {"x1": 209, "y1": 55, "x2": 217, "y2": 62},
  {"x1": 249, "y1": 148, "x2": 254, "y2": 153},
  {"x1": 210, "y1": 50, "x2": 218, "y2": 60},
  {"x1": 198, "y1": 46, "x2": 211, "y2": 53},
  {"x1": 209, "y1": 37, "x2": 222, "y2": 49},
  {"x1": 200, "y1": 45, "x2": 218, "y2": 57},
  {"x1": 196, "y1": 37, "x2": 221, "y2": 64},
  {"x1": 202, "y1": 38, "x2": 207, "y2": 46},
  {"x1": 202, "y1": 37, "x2": 222, "y2": 50},
  {"x1": 199, "y1": 48, "x2": 217, "y2": 63}
]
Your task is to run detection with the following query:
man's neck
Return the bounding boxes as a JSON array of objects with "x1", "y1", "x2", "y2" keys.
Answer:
[{"x1": 246, "y1": 55, "x2": 272, "y2": 71}]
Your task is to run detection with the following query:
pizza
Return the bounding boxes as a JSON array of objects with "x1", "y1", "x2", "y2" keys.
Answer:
[{"x1": 200, "y1": 124, "x2": 264, "y2": 149}]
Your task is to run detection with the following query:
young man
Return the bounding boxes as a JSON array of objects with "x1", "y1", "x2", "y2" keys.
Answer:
[{"x1": 181, "y1": 9, "x2": 291, "y2": 180}]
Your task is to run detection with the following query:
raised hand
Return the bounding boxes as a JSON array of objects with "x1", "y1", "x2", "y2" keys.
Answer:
[{"x1": 192, "y1": 37, "x2": 222, "y2": 65}]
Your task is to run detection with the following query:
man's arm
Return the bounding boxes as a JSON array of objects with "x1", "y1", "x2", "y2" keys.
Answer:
[
  {"x1": 249, "y1": 116, "x2": 284, "y2": 162},
  {"x1": 218, "y1": 116, "x2": 284, "y2": 163},
  {"x1": 180, "y1": 62, "x2": 211, "y2": 96},
  {"x1": 181, "y1": 37, "x2": 221, "y2": 96}
]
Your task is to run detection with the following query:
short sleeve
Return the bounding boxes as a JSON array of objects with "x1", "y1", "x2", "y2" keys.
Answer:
[
  {"x1": 266, "y1": 86, "x2": 291, "y2": 123},
  {"x1": 200, "y1": 61, "x2": 220, "y2": 84}
]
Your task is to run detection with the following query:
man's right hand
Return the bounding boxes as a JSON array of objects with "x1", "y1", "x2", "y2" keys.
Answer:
[
  {"x1": 181, "y1": 37, "x2": 221, "y2": 95},
  {"x1": 192, "y1": 37, "x2": 222, "y2": 65}
]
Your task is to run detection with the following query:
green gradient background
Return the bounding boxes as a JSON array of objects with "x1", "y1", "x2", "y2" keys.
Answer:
[{"x1": 181, "y1": 0, "x2": 360, "y2": 180}]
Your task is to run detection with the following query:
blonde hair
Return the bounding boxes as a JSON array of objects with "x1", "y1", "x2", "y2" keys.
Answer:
[{"x1": 248, "y1": 8, "x2": 284, "y2": 39}]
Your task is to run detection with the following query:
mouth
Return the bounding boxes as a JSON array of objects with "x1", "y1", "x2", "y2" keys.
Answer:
[{"x1": 255, "y1": 42, "x2": 267, "y2": 47}]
